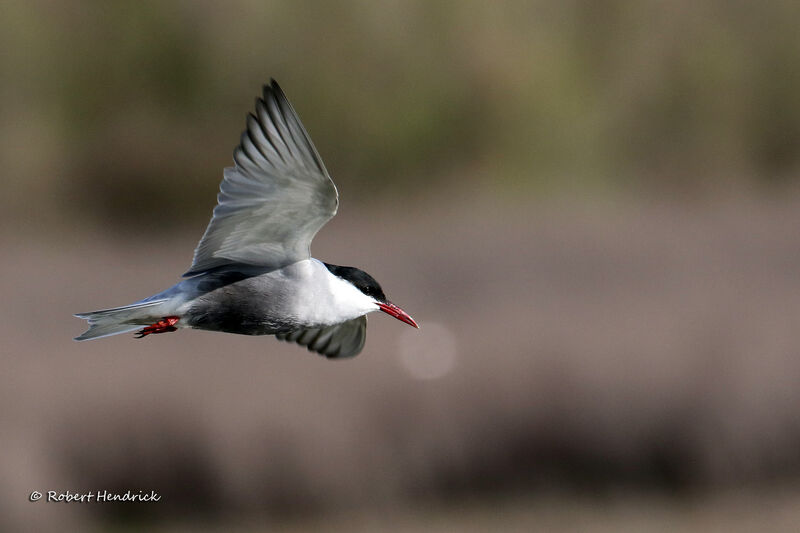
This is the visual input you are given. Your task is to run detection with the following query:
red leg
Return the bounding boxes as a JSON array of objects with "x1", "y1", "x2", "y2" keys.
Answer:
[{"x1": 135, "y1": 316, "x2": 180, "y2": 338}]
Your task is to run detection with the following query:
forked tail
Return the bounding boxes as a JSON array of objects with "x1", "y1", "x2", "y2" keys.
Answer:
[{"x1": 74, "y1": 299, "x2": 169, "y2": 341}]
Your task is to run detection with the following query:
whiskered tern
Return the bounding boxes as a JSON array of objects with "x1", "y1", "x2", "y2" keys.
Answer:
[{"x1": 75, "y1": 80, "x2": 418, "y2": 359}]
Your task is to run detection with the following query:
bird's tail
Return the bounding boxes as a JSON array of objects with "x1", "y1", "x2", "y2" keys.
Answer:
[{"x1": 73, "y1": 299, "x2": 169, "y2": 341}]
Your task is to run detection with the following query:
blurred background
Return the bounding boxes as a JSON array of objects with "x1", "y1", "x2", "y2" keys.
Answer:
[{"x1": 4, "y1": 0, "x2": 800, "y2": 531}]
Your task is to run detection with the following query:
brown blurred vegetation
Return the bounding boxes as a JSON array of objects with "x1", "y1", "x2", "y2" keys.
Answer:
[
  {"x1": 4, "y1": 1, "x2": 800, "y2": 531},
  {"x1": 4, "y1": 1, "x2": 800, "y2": 233}
]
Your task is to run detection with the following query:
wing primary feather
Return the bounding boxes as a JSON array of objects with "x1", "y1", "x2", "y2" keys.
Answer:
[
  {"x1": 253, "y1": 100, "x2": 288, "y2": 165},
  {"x1": 241, "y1": 131, "x2": 273, "y2": 172},
  {"x1": 265, "y1": 82, "x2": 312, "y2": 172},
  {"x1": 270, "y1": 80, "x2": 328, "y2": 176},
  {"x1": 233, "y1": 143, "x2": 263, "y2": 177},
  {"x1": 246, "y1": 112, "x2": 281, "y2": 169},
  {"x1": 275, "y1": 94, "x2": 317, "y2": 173},
  {"x1": 264, "y1": 87, "x2": 299, "y2": 162}
]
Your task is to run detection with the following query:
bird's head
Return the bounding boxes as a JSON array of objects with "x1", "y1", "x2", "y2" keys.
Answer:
[{"x1": 324, "y1": 263, "x2": 418, "y2": 328}]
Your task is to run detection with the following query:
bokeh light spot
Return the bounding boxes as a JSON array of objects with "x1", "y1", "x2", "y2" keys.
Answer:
[{"x1": 397, "y1": 321, "x2": 458, "y2": 380}]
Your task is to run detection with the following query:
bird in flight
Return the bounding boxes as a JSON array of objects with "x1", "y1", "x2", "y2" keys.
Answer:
[{"x1": 75, "y1": 80, "x2": 418, "y2": 358}]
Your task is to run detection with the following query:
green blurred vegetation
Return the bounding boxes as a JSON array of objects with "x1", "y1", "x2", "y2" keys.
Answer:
[{"x1": 3, "y1": 1, "x2": 800, "y2": 233}]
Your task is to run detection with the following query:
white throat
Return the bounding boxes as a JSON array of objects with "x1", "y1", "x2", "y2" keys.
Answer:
[{"x1": 293, "y1": 260, "x2": 379, "y2": 327}]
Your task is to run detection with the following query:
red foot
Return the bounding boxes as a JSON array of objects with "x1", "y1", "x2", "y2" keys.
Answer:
[{"x1": 135, "y1": 316, "x2": 180, "y2": 338}]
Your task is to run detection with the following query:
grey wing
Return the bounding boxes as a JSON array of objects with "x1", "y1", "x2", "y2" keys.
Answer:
[
  {"x1": 184, "y1": 80, "x2": 338, "y2": 277},
  {"x1": 276, "y1": 316, "x2": 367, "y2": 359}
]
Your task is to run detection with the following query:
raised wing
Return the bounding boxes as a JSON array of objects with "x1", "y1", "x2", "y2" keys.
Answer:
[
  {"x1": 184, "y1": 80, "x2": 338, "y2": 277},
  {"x1": 275, "y1": 316, "x2": 367, "y2": 359}
]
